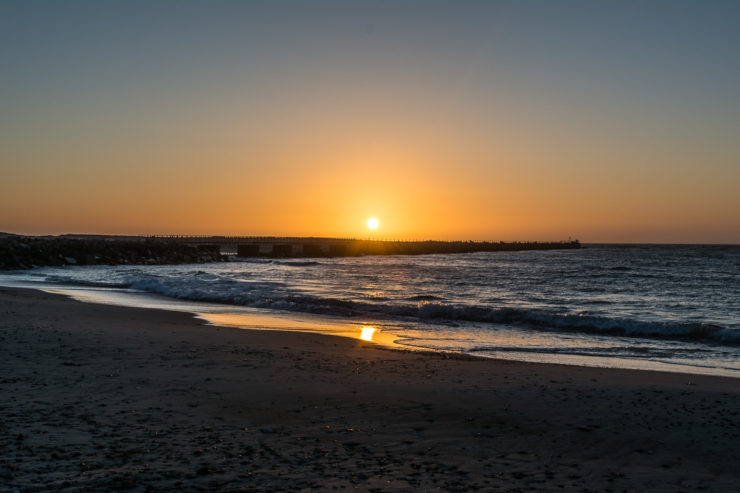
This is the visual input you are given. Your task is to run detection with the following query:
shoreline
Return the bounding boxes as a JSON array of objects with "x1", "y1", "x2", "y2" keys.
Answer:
[
  {"x1": 7, "y1": 277, "x2": 738, "y2": 379},
  {"x1": 2, "y1": 286, "x2": 740, "y2": 490}
]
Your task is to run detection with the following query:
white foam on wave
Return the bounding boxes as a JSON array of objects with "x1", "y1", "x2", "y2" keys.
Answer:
[{"x1": 31, "y1": 271, "x2": 737, "y2": 345}]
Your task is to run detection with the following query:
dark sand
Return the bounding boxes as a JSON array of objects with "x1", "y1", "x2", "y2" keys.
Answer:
[{"x1": 2, "y1": 287, "x2": 739, "y2": 492}]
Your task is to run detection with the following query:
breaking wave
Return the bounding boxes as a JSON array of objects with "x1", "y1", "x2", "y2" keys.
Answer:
[{"x1": 39, "y1": 273, "x2": 740, "y2": 345}]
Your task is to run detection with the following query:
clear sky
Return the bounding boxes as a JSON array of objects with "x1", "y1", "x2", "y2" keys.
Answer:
[{"x1": 1, "y1": 0, "x2": 738, "y2": 243}]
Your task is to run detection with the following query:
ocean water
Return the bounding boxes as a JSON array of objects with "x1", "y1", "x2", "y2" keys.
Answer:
[{"x1": 2, "y1": 244, "x2": 739, "y2": 377}]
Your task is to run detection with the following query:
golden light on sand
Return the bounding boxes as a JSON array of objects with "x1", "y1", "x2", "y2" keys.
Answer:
[
  {"x1": 366, "y1": 218, "x2": 379, "y2": 230},
  {"x1": 360, "y1": 326, "x2": 376, "y2": 342}
]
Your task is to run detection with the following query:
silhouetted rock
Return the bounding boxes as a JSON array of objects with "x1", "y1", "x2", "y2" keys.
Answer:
[
  {"x1": 0, "y1": 236, "x2": 226, "y2": 270},
  {"x1": 0, "y1": 235, "x2": 581, "y2": 269}
]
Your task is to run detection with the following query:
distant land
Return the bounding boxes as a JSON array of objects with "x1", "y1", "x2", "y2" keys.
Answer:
[{"x1": 0, "y1": 234, "x2": 580, "y2": 270}]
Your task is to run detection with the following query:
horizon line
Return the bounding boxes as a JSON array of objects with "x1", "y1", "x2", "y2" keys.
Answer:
[{"x1": 2, "y1": 231, "x2": 738, "y2": 247}]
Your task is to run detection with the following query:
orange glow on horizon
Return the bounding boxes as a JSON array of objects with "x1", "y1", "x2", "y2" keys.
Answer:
[{"x1": 1, "y1": 80, "x2": 738, "y2": 243}]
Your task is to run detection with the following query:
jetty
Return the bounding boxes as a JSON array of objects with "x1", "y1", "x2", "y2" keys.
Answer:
[
  {"x1": 0, "y1": 234, "x2": 580, "y2": 269},
  {"x1": 157, "y1": 236, "x2": 581, "y2": 257}
]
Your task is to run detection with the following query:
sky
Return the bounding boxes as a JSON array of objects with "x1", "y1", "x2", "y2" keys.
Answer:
[{"x1": 1, "y1": 0, "x2": 738, "y2": 243}]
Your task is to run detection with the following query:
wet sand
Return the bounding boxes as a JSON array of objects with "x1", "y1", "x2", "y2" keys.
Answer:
[{"x1": 2, "y1": 287, "x2": 740, "y2": 491}]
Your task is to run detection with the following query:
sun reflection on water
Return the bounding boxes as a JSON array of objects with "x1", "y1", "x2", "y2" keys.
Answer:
[
  {"x1": 360, "y1": 326, "x2": 376, "y2": 342},
  {"x1": 192, "y1": 312, "x2": 404, "y2": 348}
]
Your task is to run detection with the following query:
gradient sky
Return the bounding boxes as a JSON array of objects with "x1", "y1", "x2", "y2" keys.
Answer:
[{"x1": 1, "y1": 0, "x2": 738, "y2": 243}]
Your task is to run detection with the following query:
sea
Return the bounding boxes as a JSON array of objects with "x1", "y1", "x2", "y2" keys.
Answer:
[{"x1": 1, "y1": 244, "x2": 739, "y2": 377}]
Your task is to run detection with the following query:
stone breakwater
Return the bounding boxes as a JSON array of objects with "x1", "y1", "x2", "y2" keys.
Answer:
[
  {"x1": 0, "y1": 236, "x2": 224, "y2": 270},
  {"x1": 0, "y1": 233, "x2": 581, "y2": 269},
  {"x1": 321, "y1": 239, "x2": 581, "y2": 257}
]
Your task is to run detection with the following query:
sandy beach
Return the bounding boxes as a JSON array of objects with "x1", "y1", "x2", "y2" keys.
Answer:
[{"x1": 2, "y1": 286, "x2": 740, "y2": 492}]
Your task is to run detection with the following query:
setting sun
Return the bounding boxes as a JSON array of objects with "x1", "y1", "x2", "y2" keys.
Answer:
[{"x1": 366, "y1": 217, "x2": 379, "y2": 230}]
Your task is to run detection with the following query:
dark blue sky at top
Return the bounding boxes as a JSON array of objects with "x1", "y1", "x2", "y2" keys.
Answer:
[{"x1": 2, "y1": 0, "x2": 739, "y2": 110}]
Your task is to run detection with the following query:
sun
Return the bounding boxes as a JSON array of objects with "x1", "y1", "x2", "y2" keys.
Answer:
[{"x1": 366, "y1": 217, "x2": 379, "y2": 230}]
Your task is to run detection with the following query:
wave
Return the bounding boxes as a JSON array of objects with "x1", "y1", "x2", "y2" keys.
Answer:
[
  {"x1": 42, "y1": 275, "x2": 130, "y2": 289},
  {"x1": 224, "y1": 258, "x2": 324, "y2": 267},
  {"x1": 35, "y1": 273, "x2": 740, "y2": 346},
  {"x1": 273, "y1": 260, "x2": 323, "y2": 267},
  {"x1": 137, "y1": 283, "x2": 740, "y2": 345},
  {"x1": 405, "y1": 294, "x2": 443, "y2": 301}
]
